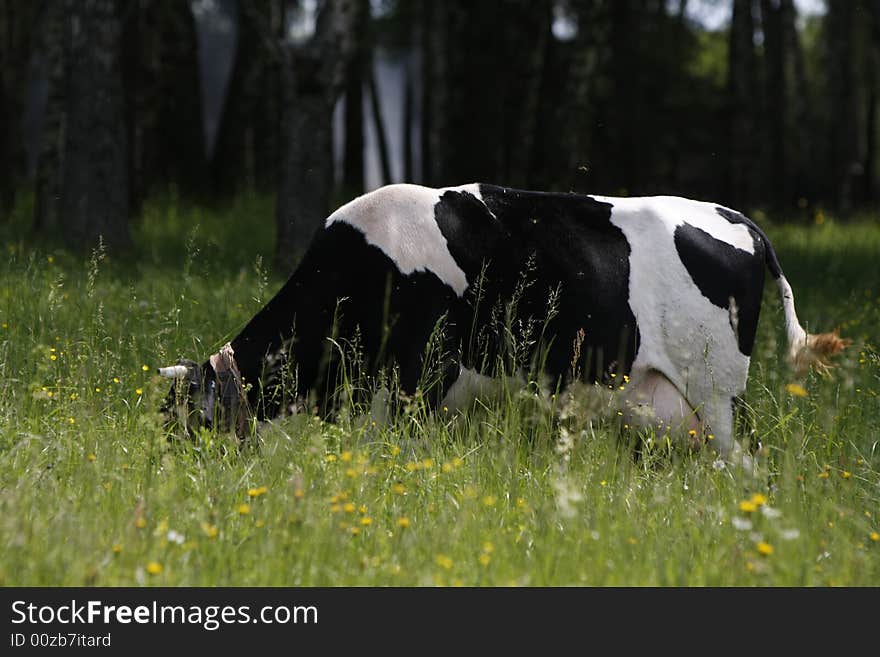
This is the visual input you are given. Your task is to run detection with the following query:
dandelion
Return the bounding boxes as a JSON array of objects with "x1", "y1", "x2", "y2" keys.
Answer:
[
  {"x1": 340, "y1": 451, "x2": 353, "y2": 462},
  {"x1": 397, "y1": 517, "x2": 410, "y2": 528},
  {"x1": 756, "y1": 541, "x2": 774, "y2": 556},
  {"x1": 112, "y1": 544, "x2": 122, "y2": 554},
  {"x1": 750, "y1": 493, "x2": 768, "y2": 506},
  {"x1": 435, "y1": 554, "x2": 453, "y2": 570},
  {"x1": 345, "y1": 468, "x2": 358, "y2": 478},
  {"x1": 325, "y1": 454, "x2": 337, "y2": 463},
  {"x1": 422, "y1": 458, "x2": 434, "y2": 469},
  {"x1": 343, "y1": 502, "x2": 356, "y2": 513},
  {"x1": 392, "y1": 483, "x2": 406, "y2": 495},
  {"x1": 141, "y1": 364, "x2": 150, "y2": 372},
  {"x1": 87, "y1": 453, "x2": 96, "y2": 462},
  {"x1": 68, "y1": 417, "x2": 75, "y2": 424},
  {"x1": 134, "y1": 517, "x2": 147, "y2": 529},
  {"x1": 201, "y1": 523, "x2": 219, "y2": 539},
  {"x1": 113, "y1": 377, "x2": 120, "y2": 384},
  {"x1": 841, "y1": 471, "x2": 851, "y2": 479},
  {"x1": 146, "y1": 562, "x2": 163, "y2": 575},
  {"x1": 237, "y1": 504, "x2": 251, "y2": 515},
  {"x1": 50, "y1": 354, "x2": 57, "y2": 361},
  {"x1": 248, "y1": 486, "x2": 268, "y2": 498},
  {"x1": 818, "y1": 471, "x2": 830, "y2": 479},
  {"x1": 870, "y1": 532, "x2": 879, "y2": 542},
  {"x1": 360, "y1": 517, "x2": 373, "y2": 526},
  {"x1": 738, "y1": 500, "x2": 758, "y2": 513},
  {"x1": 785, "y1": 383, "x2": 808, "y2": 398},
  {"x1": 135, "y1": 388, "x2": 143, "y2": 396}
]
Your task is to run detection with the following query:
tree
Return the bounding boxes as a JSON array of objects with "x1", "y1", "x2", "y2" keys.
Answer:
[
  {"x1": 726, "y1": 0, "x2": 759, "y2": 209},
  {"x1": 0, "y1": 1, "x2": 40, "y2": 218},
  {"x1": 274, "y1": 0, "x2": 357, "y2": 273},
  {"x1": 36, "y1": 0, "x2": 130, "y2": 251},
  {"x1": 123, "y1": 0, "x2": 206, "y2": 208}
]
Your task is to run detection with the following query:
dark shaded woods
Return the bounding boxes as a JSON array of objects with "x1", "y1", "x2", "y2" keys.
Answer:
[{"x1": 1, "y1": 1, "x2": 878, "y2": 273}]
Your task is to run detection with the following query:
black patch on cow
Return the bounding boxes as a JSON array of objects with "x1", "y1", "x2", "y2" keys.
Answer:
[
  {"x1": 673, "y1": 222, "x2": 766, "y2": 356},
  {"x1": 434, "y1": 185, "x2": 640, "y2": 384},
  {"x1": 228, "y1": 221, "x2": 462, "y2": 416},
  {"x1": 715, "y1": 206, "x2": 781, "y2": 279}
]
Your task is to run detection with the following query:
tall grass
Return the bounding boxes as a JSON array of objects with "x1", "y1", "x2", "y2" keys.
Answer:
[{"x1": 0, "y1": 197, "x2": 877, "y2": 586}]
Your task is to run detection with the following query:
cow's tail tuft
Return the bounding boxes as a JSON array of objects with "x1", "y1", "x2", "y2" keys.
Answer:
[{"x1": 773, "y1": 265, "x2": 851, "y2": 376}]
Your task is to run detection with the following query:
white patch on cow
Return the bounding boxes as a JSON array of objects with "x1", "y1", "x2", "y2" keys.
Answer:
[
  {"x1": 592, "y1": 195, "x2": 756, "y2": 254},
  {"x1": 325, "y1": 183, "x2": 480, "y2": 296},
  {"x1": 601, "y1": 196, "x2": 753, "y2": 457},
  {"x1": 158, "y1": 365, "x2": 189, "y2": 378}
]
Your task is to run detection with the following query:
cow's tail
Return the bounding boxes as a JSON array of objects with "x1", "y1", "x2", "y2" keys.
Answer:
[{"x1": 753, "y1": 222, "x2": 850, "y2": 374}]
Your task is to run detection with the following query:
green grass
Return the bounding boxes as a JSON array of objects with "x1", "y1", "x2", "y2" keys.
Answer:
[{"x1": 1, "y1": 196, "x2": 878, "y2": 586}]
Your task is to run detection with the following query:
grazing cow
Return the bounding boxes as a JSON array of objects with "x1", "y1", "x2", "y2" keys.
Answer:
[{"x1": 159, "y1": 183, "x2": 848, "y2": 459}]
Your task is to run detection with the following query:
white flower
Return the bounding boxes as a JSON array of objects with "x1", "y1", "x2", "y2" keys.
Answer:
[
  {"x1": 167, "y1": 530, "x2": 185, "y2": 545},
  {"x1": 760, "y1": 506, "x2": 782, "y2": 520},
  {"x1": 781, "y1": 528, "x2": 800, "y2": 541},
  {"x1": 732, "y1": 517, "x2": 753, "y2": 531}
]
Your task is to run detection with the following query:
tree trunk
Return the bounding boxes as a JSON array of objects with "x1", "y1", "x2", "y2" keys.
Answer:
[
  {"x1": 760, "y1": 0, "x2": 788, "y2": 209},
  {"x1": 60, "y1": 0, "x2": 130, "y2": 250},
  {"x1": 275, "y1": 0, "x2": 357, "y2": 274},
  {"x1": 826, "y1": 0, "x2": 859, "y2": 214},
  {"x1": 342, "y1": 0, "x2": 369, "y2": 198},
  {"x1": 0, "y1": 0, "x2": 40, "y2": 217},
  {"x1": 725, "y1": 0, "x2": 759, "y2": 209},
  {"x1": 123, "y1": 0, "x2": 206, "y2": 209},
  {"x1": 34, "y1": 0, "x2": 68, "y2": 235}
]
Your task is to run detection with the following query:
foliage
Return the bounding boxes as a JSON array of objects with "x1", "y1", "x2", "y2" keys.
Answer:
[{"x1": 0, "y1": 200, "x2": 878, "y2": 586}]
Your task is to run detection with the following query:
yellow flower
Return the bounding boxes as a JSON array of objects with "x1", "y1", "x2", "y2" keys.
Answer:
[
  {"x1": 841, "y1": 471, "x2": 851, "y2": 479},
  {"x1": 201, "y1": 523, "x2": 219, "y2": 539},
  {"x1": 248, "y1": 485, "x2": 268, "y2": 498},
  {"x1": 435, "y1": 554, "x2": 453, "y2": 570},
  {"x1": 870, "y1": 532, "x2": 879, "y2": 542},
  {"x1": 294, "y1": 488, "x2": 305, "y2": 499},
  {"x1": 756, "y1": 541, "x2": 774, "y2": 556},
  {"x1": 112, "y1": 544, "x2": 122, "y2": 554},
  {"x1": 50, "y1": 354, "x2": 57, "y2": 361},
  {"x1": 397, "y1": 517, "x2": 410, "y2": 528},
  {"x1": 739, "y1": 500, "x2": 758, "y2": 513},
  {"x1": 818, "y1": 471, "x2": 830, "y2": 479},
  {"x1": 482, "y1": 495, "x2": 497, "y2": 507},
  {"x1": 343, "y1": 502, "x2": 356, "y2": 513},
  {"x1": 350, "y1": 526, "x2": 361, "y2": 536},
  {"x1": 478, "y1": 553, "x2": 491, "y2": 566},
  {"x1": 135, "y1": 388, "x2": 143, "y2": 396},
  {"x1": 392, "y1": 483, "x2": 406, "y2": 495},
  {"x1": 325, "y1": 454, "x2": 337, "y2": 463},
  {"x1": 422, "y1": 458, "x2": 434, "y2": 469},
  {"x1": 113, "y1": 377, "x2": 121, "y2": 384},
  {"x1": 87, "y1": 453, "x2": 96, "y2": 462},
  {"x1": 340, "y1": 451, "x2": 353, "y2": 462},
  {"x1": 482, "y1": 541, "x2": 494, "y2": 554},
  {"x1": 134, "y1": 517, "x2": 147, "y2": 529},
  {"x1": 142, "y1": 364, "x2": 150, "y2": 372},
  {"x1": 750, "y1": 493, "x2": 768, "y2": 506},
  {"x1": 360, "y1": 517, "x2": 373, "y2": 526},
  {"x1": 785, "y1": 383, "x2": 808, "y2": 398},
  {"x1": 237, "y1": 504, "x2": 250, "y2": 515},
  {"x1": 146, "y1": 562, "x2": 163, "y2": 575}
]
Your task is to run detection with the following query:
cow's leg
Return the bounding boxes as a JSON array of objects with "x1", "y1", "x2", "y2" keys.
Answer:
[{"x1": 621, "y1": 369, "x2": 703, "y2": 449}]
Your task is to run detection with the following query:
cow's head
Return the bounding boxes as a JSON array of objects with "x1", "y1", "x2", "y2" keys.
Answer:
[
  {"x1": 158, "y1": 359, "x2": 218, "y2": 435},
  {"x1": 158, "y1": 344, "x2": 251, "y2": 439}
]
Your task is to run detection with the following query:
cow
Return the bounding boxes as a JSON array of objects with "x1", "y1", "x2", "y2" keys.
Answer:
[{"x1": 158, "y1": 183, "x2": 849, "y2": 460}]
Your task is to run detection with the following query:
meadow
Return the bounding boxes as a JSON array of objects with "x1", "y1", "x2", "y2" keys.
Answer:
[{"x1": 1, "y1": 195, "x2": 878, "y2": 586}]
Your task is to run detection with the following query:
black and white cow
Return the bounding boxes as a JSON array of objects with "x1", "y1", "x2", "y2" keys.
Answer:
[{"x1": 159, "y1": 183, "x2": 848, "y2": 459}]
